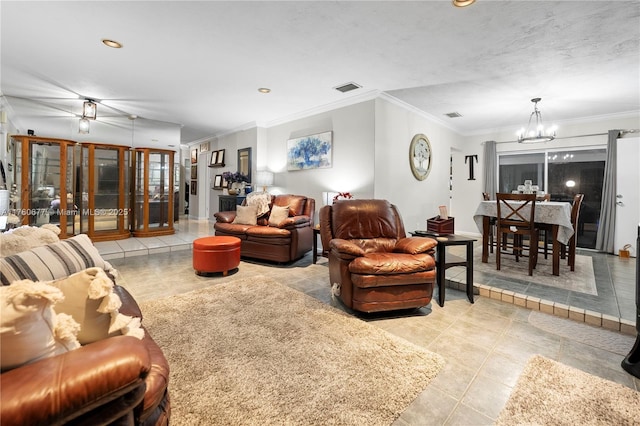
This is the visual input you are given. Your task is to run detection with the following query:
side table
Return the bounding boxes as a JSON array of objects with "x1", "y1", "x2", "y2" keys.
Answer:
[
  {"x1": 411, "y1": 231, "x2": 476, "y2": 307},
  {"x1": 313, "y1": 227, "x2": 323, "y2": 264}
]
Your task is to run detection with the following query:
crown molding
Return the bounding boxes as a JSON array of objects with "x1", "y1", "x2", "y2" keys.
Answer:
[
  {"x1": 376, "y1": 92, "x2": 461, "y2": 134},
  {"x1": 263, "y1": 89, "x2": 381, "y2": 128}
]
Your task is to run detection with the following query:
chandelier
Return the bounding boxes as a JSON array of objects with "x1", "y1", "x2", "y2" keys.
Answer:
[{"x1": 516, "y1": 98, "x2": 557, "y2": 144}]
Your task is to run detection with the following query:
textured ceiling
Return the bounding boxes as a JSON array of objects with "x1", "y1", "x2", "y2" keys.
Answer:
[{"x1": 1, "y1": 1, "x2": 639, "y2": 147}]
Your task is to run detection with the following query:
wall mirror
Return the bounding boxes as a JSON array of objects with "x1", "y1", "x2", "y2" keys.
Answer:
[{"x1": 238, "y1": 147, "x2": 252, "y2": 183}]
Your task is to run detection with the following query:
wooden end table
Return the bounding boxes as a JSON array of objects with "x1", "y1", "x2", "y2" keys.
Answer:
[{"x1": 411, "y1": 231, "x2": 476, "y2": 307}]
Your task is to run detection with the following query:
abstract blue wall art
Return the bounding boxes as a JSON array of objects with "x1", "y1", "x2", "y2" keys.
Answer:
[{"x1": 287, "y1": 131, "x2": 333, "y2": 171}]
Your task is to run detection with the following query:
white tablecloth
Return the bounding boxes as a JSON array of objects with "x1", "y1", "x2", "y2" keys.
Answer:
[{"x1": 473, "y1": 200, "x2": 574, "y2": 244}]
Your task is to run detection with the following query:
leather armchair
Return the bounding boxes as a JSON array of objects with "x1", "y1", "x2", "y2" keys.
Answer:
[{"x1": 319, "y1": 199, "x2": 438, "y2": 313}]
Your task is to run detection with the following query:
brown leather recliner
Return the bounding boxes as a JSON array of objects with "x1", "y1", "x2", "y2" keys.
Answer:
[{"x1": 319, "y1": 199, "x2": 438, "y2": 313}]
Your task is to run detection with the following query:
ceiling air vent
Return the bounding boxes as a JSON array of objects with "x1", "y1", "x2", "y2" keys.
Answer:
[
  {"x1": 444, "y1": 112, "x2": 463, "y2": 118},
  {"x1": 334, "y1": 82, "x2": 362, "y2": 93}
]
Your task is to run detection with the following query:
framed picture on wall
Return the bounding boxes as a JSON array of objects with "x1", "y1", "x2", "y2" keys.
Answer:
[
  {"x1": 191, "y1": 164, "x2": 197, "y2": 180},
  {"x1": 191, "y1": 148, "x2": 198, "y2": 164},
  {"x1": 190, "y1": 180, "x2": 197, "y2": 195},
  {"x1": 287, "y1": 131, "x2": 332, "y2": 171},
  {"x1": 209, "y1": 149, "x2": 226, "y2": 167},
  {"x1": 213, "y1": 174, "x2": 223, "y2": 189}
]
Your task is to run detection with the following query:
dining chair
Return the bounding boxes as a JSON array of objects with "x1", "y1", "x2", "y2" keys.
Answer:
[
  {"x1": 496, "y1": 193, "x2": 539, "y2": 276},
  {"x1": 565, "y1": 194, "x2": 584, "y2": 271},
  {"x1": 538, "y1": 193, "x2": 583, "y2": 266},
  {"x1": 535, "y1": 193, "x2": 552, "y2": 258},
  {"x1": 482, "y1": 192, "x2": 497, "y2": 253}
]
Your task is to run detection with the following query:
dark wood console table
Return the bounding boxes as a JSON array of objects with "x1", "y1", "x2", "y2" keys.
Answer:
[
  {"x1": 219, "y1": 195, "x2": 246, "y2": 212},
  {"x1": 411, "y1": 231, "x2": 476, "y2": 307}
]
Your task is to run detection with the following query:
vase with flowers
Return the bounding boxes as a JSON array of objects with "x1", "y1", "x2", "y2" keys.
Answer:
[{"x1": 222, "y1": 171, "x2": 249, "y2": 195}]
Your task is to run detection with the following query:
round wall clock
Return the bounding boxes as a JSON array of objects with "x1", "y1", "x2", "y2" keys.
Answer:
[{"x1": 409, "y1": 133, "x2": 432, "y2": 181}]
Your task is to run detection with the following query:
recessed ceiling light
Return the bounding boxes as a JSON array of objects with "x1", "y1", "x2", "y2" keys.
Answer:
[
  {"x1": 102, "y1": 39, "x2": 123, "y2": 48},
  {"x1": 452, "y1": 0, "x2": 476, "y2": 7},
  {"x1": 258, "y1": 88, "x2": 271, "y2": 94}
]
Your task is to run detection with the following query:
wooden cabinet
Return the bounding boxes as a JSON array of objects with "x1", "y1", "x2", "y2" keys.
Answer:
[
  {"x1": 131, "y1": 148, "x2": 175, "y2": 237},
  {"x1": 11, "y1": 135, "x2": 76, "y2": 238},
  {"x1": 78, "y1": 143, "x2": 130, "y2": 241},
  {"x1": 219, "y1": 195, "x2": 246, "y2": 212}
]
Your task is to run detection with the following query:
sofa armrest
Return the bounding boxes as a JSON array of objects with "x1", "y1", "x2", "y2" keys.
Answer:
[
  {"x1": 330, "y1": 238, "x2": 365, "y2": 259},
  {"x1": 394, "y1": 237, "x2": 438, "y2": 254},
  {"x1": 278, "y1": 215, "x2": 311, "y2": 229},
  {"x1": 214, "y1": 211, "x2": 236, "y2": 223},
  {"x1": 1, "y1": 336, "x2": 150, "y2": 426}
]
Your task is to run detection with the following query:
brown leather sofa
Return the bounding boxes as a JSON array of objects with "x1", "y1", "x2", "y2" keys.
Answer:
[
  {"x1": 214, "y1": 194, "x2": 315, "y2": 263},
  {"x1": 0, "y1": 234, "x2": 170, "y2": 426},
  {"x1": 320, "y1": 199, "x2": 438, "y2": 313},
  {"x1": 0, "y1": 283, "x2": 170, "y2": 426}
]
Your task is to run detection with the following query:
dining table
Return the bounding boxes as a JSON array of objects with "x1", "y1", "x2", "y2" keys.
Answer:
[{"x1": 473, "y1": 200, "x2": 574, "y2": 276}]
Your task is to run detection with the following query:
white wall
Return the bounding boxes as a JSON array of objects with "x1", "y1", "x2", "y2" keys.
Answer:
[
  {"x1": 206, "y1": 128, "x2": 258, "y2": 220},
  {"x1": 374, "y1": 97, "x2": 461, "y2": 232},
  {"x1": 206, "y1": 97, "x2": 460, "y2": 232},
  {"x1": 202, "y1": 97, "x2": 638, "y2": 243},
  {"x1": 451, "y1": 113, "x2": 640, "y2": 237},
  {"x1": 264, "y1": 101, "x2": 376, "y2": 221}
]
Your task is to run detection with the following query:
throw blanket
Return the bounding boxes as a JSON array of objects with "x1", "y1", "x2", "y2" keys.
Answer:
[{"x1": 246, "y1": 192, "x2": 271, "y2": 217}]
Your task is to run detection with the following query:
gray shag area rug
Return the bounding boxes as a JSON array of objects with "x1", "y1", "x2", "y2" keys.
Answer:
[
  {"x1": 496, "y1": 355, "x2": 640, "y2": 425},
  {"x1": 140, "y1": 276, "x2": 445, "y2": 425}
]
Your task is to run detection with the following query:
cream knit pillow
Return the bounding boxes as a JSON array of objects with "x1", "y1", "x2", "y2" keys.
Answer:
[
  {"x1": 232, "y1": 205, "x2": 259, "y2": 225},
  {"x1": 0, "y1": 280, "x2": 80, "y2": 372},
  {"x1": 49, "y1": 267, "x2": 144, "y2": 344}
]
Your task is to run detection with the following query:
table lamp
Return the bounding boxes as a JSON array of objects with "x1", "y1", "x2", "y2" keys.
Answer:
[{"x1": 256, "y1": 170, "x2": 274, "y2": 193}]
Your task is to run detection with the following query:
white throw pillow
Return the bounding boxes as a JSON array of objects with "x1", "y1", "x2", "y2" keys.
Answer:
[
  {"x1": 49, "y1": 267, "x2": 144, "y2": 344},
  {"x1": 0, "y1": 280, "x2": 80, "y2": 372},
  {"x1": 268, "y1": 205, "x2": 290, "y2": 227},
  {"x1": 232, "y1": 205, "x2": 259, "y2": 225}
]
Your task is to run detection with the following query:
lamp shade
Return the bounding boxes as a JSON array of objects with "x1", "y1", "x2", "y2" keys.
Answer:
[{"x1": 256, "y1": 170, "x2": 274, "y2": 191}]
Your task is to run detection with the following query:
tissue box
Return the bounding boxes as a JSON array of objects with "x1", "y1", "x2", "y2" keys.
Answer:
[{"x1": 427, "y1": 216, "x2": 454, "y2": 234}]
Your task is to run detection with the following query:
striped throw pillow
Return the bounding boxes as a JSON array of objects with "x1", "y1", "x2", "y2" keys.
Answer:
[{"x1": 0, "y1": 234, "x2": 111, "y2": 286}]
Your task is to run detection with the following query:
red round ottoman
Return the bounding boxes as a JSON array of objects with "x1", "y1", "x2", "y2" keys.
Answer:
[{"x1": 193, "y1": 236, "x2": 241, "y2": 276}]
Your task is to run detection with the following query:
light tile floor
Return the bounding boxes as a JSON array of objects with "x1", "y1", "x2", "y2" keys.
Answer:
[{"x1": 98, "y1": 218, "x2": 640, "y2": 425}]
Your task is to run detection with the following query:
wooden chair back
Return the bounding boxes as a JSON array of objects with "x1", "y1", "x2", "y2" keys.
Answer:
[
  {"x1": 496, "y1": 193, "x2": 537, "y2": 232},
  {"x1": 571, "y1": 194, "x2": 584, "y2": 226}
]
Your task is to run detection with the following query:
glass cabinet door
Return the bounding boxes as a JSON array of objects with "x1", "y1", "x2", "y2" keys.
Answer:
[
  {"x1": 78, "y1": 143, "x2": 130, "y2": 241},
  {"x1": 11, "y1": 135, "x2": 76, "y2": 238},
  {"x1": 131, "y1": 148, "x2": 175, "y2": 237}
]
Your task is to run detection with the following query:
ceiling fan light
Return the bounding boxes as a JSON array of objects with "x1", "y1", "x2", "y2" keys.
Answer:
[
  {"x1": 82, "y1": 100, "x2": 97, "y2": 120},
  {"x1": 78, "y1": 118, "x2": 90, "y2": 134}
]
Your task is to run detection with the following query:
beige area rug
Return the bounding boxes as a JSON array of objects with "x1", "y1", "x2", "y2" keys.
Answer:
[
  {"x1": 473, "y1": 248, "x2": 597, "y2": 295},
  {"x1": 496, "y1": 355, "x2": 640, "y2": 425},
  {"x1": 140, "y1": 276, "x2": 445, "y2": 425}
]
